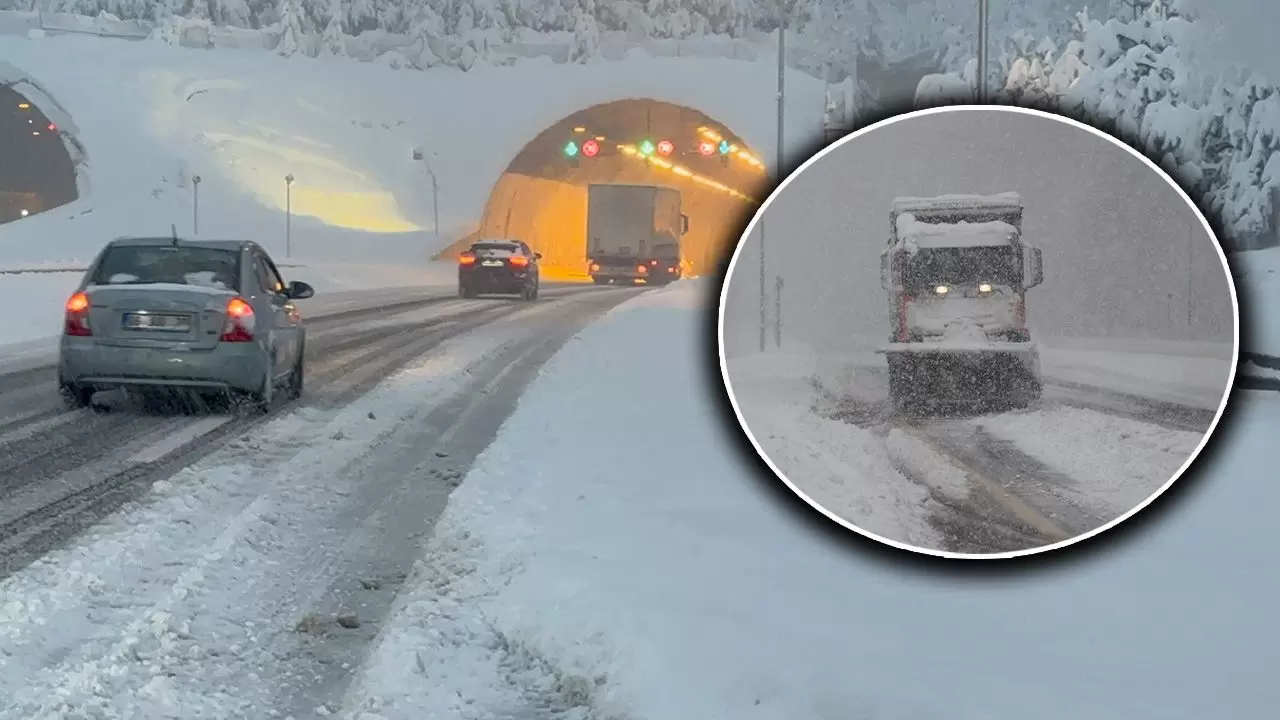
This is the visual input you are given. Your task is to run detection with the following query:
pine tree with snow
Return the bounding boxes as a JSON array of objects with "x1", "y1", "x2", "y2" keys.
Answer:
[
  {"x1": 345, "y1": 0, "x2": 376, "y2": 33},
  {"x1": 274, "y1": 0, "x2": 305, "y2": 57},
  {"x1": 210, "y1": 0, "x2": 251, "y2": 27},
  {"x1": 404, "y1": 1, "x2": 445, "y2": 69},
  {"x1": 319, "y1": 0, "x2": 344, "y2": 56}
]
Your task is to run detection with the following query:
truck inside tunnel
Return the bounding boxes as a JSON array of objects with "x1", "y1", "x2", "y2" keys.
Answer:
[
  {"x1": 440, "y1": 98, "x2": 768, "y2": 279},
  {"x1": 0, "y1": 83, "x2": 78, "y2": 225}
]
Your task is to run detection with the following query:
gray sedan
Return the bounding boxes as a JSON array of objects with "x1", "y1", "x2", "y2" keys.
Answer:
[{"x1": 57, "y1": 237, "x2": 315, "y2": 412}]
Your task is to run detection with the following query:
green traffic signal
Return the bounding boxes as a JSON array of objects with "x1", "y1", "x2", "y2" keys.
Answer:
[
  {"x1": 638, "y1": 139, "x2": 655, "y2": 156},
  {"x1": 718, "y1": 140, "x2": 731, "y2": 154},
  {"x1": 564, "y1": 141, "x2": 579, "y2": 157}
]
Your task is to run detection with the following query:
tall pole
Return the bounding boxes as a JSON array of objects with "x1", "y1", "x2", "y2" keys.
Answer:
[
  {"x1": 431, "y1": 172, "x2": 440, "y2": 243},
  {"x1": 775, "y1": 275, "x2": 784, "y2": 349},
  {"x1": 977, "y1": 0, "x2": 989, "y2": 102},
  {"x1": 1187, "y1": 224, "x2": 1194, "y2": 332},
  {"x1": 776, "y1": 17, "x2": 786, "y2": 181},
  {"x1": 763, "y1": 10, "x2": 786, "y2": 354},
  {"x1": 285, "y1": 173, "x2": 294, "y2": 258},
  {"x1": 192, "y1": 175, "x2": 201, "y2": 235},
  {"x1": 759, "y1": 222, "x2": 767, "y2": 353}
]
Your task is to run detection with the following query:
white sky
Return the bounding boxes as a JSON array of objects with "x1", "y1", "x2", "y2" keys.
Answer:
[{"x1": 722, "y1": 109, "x2": 1235, "y2": 356}]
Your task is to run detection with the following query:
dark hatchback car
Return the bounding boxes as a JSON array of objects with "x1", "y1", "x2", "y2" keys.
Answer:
[{"x1": 458, "y1": 239, "x2": 542, "y2": 300}]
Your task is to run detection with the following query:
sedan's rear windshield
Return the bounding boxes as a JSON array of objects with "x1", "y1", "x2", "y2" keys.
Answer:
[
  {"x1": 470, "y1": 243, "x2": 518, "y2": 256},
  {"x1": 92, "y1": 246, "x2": 241, "y2": 291}
]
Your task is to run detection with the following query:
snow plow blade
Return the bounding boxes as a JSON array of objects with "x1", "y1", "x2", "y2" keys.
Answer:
[{"x1": 880, "y1": 342, "x2": 1042, "y2": 414}]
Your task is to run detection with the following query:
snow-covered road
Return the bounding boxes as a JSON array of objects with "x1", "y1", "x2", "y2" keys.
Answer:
[
  {"x1": 335, "y1": 278, "x2": 1276, "y2": 720},
  {"x1": 728, "y1": 346, "x2": 1225, "y2": 554},
  {"x1": 0, "y1": 283, "x2": 638, "y2": 718}
]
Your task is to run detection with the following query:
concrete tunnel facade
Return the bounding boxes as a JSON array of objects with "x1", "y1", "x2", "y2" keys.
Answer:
[{"x1": 438, "y1": 98, "x2": 770, "y2": 278}]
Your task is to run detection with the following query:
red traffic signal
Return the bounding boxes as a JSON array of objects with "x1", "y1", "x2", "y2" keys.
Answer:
[
  {"x1": 582, "y1": 139, "x2": 601, "y2": 157},
  {"x1": 656, "y1": 139, "x2": 675, "y2": 157},
  {"x1": 697, "y1": 140, "x2": 716, "y2": 156}
]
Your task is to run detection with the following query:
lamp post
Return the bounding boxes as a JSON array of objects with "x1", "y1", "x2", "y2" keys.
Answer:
[
  {"x1": 284, "y1": 173, "x2": 294, "y2": 258},
  {"x1": 412, "y1": 147, "x2": 440, "y2": 242},
  {"x1": 977, "y1": 0, "x2": 990, "y2": 102},
  {"x1": 775, "y1": 275, "x2": 784, "y2": 349},
  {"x1": 759, "y1": 221, "x2": 767, "y2": 353},
  {"x1": 192, "y1": 175, "x2": 201, "y2": 235}
]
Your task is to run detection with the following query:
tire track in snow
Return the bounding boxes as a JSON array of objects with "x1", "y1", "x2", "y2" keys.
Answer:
[
  {"x1": 0, "y1": 287, "x2": 641, "y2": 719},
  {"x1": 0, "y1": 287, "x2": 615, "y2": 576}
]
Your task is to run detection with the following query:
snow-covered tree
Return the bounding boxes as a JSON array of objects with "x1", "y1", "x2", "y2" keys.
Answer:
[
  {"x1": 345, "y1": 0, "x2": 375, "y2": 33},
  {"x1": 319, "y1": 0, "x2": 344, "y2": 55},
  {"x1": 210, "y1": 0, "x2": 251, "y2": 26},
  {"x1": 274, "y1": 0, "x2": 305, "y2": 56}
]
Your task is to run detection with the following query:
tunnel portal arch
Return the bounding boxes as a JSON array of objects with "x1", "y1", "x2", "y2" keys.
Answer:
[
  {"x1": 448, "y1": 97, "x2": 769, "y2": 279},
  {"x1": 0, "y1": 78, "x2": 79, "y2": 225}
]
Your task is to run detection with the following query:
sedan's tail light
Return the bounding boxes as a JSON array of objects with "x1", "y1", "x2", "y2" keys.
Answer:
[
  {"x1": 220, "y1": 297, "x2": 256, "y2": 342},
  {"x1": 459, "y1": 253, "x2": 476, "y2": 265},
  {"x1": 64, "y1": 291, "x2": 92, "y2": 336},
  {"x1": 509, "y1": 255, "x2": 530, "y2": 267}
]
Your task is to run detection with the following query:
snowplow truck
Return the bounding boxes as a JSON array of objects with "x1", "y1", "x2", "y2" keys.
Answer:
[
  {"x1": 878, "y1": 192, "x2": 1045, "y2": 414},
  {"x1": 586, "y1": 183, "x2": 690, "y2": 286}
]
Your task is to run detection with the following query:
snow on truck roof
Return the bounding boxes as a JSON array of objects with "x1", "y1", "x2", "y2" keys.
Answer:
[
  {"x1": 891, "y1": 192, "x2": 1023, "y2": 213},
  {"x1": 896, "y1": 215, "x2": 1019, "y2": 249}
]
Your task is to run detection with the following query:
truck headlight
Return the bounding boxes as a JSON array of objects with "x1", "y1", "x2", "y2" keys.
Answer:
[
  {"x1": 978, "y1": 283, "x2": 993, "y2": 293},
  {"x1": 934, "y1": 285, "x2": 949, "y2": 295}
]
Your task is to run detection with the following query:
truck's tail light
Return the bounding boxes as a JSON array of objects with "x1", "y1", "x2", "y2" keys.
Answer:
[
  {"x1": 1013, "y1": 295, "x2": 1026, "y2": 327},
  {"x1": 636, "y1": 264, "x2": 648, "y2": 274},
  {"x1": 509, "y1": 256, "x2": 529, "y2": 267},
  {"x1": 978, "y1": 282, "x2": 993, "y2": 294},
  {"x1": 589, "y1": 262, "x2": 601, "y2": 272},
  {"x1": 64, "y1": 291, "x2": 92, "y2": 336},
  {"x1": 220, "y1": 297, "x2": 256, "y2": 342}
]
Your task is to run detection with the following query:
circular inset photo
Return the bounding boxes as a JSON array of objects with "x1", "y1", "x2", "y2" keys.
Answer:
[{"x1": 717, "y1": 106, "x2": 1239, "y2": 559}]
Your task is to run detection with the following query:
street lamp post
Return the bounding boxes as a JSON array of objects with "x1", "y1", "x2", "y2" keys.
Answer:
[
  {"x1": 192, "y1": 175, "x2": 201, "y2": 235},
  {"x1": 759, "y1": 222, "x2": 767, "y2": 353},
  {"x1": 284, "y1": 173, "x2": 294, "y2": 258},
  {"x1": 412, "y1": 147, "x2": 440, "y2": 242},
  {"x1": 775, "y1": 275, "x2": 784, "y2": 349},
  {"x1": 763, "y1": 0, "x2": 796, "y2": 354},
  {"x1": 977, "y1": 0, "x2": 990, "y2": 102}
]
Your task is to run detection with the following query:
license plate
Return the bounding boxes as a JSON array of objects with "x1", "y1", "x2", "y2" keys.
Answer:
[
  {"x1": 481, "y1": 260, "x2": 504, "y2": 267},
  {"x1": 122, "y1": 312, "x2": 191, "y2": 332}
]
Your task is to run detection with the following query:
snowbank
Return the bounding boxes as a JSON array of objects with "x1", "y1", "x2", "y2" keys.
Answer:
[
  {"x1": 1229, "y1": 247, "x2": 1280, "y2": 355},
  {"x1": 344, "y1": 278, "x2": 1279, "y2": 720},
  {"x1": 0, "y1": 32, "x2": 824, "y2": 267},
  {"x1": 727, "y1": 349, "x2": 940, "y2": 547},
  {"x1": 807, "y1": 335, "x2": 1232, "y2": 410}
]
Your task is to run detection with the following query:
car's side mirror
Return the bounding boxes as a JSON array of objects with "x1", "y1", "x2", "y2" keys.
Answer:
[
  {"x1": 879, "y1": 250, "x2": 893, "y2": 290},
  {"x1": 680, "y1": 214, "x2": 690, "y2": 236},
  {"x1": 1024, "y1": 247, "x2": 1043, "y2": 289},
  {"x1": 535, "y1": 252, "x2": 543, "y2": 260},
  {"x1": 286, "y1": 280, "x2": 315, "y2": 299}
]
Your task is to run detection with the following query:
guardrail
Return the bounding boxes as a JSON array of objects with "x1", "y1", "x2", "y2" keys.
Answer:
[{"x1": 1237, "y1": 352, "x2": 1280, "y2": 391}]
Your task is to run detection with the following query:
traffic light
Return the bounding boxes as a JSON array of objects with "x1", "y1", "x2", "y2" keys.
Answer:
[
  {"x1": 582, "y1": 139, "x2": 601, "y2": 158},
  {"x1": 656, "y1": 139, "x2": 675, "y2": 157},
  {"x1": 564, "y1": 139, "x2": 580, "y2": 167},
  {"x1": 697, "y1": 140, "x2": 716, "y2": 157},
  {"x1": 638, "y1": 139, "x2": 656, "y2": 157},
  {"x1": 718, "y1": 139, "x2": 731, "y2": 167}
]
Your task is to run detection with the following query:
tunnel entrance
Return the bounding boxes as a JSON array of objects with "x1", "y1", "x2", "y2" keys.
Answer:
[
  {"x1": 0, "y1": 83, "x2": 78, "y2": 225},
  {"x1": 441, "y1": 98, "x2": 768, "y2": 279}
]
